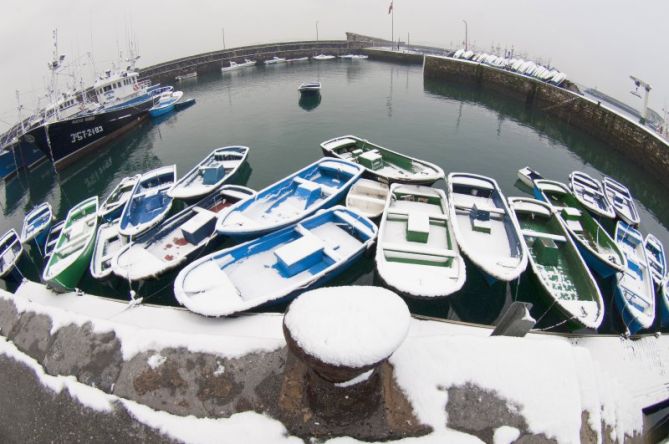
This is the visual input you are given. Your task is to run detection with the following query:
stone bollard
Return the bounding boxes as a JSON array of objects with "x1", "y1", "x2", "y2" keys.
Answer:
[
  {"x1": 491, "y1": 302, "x2": 535, "y2": 337},
  {"x1": 283, "y1": 286, "x2": 410, "y2": 418}
]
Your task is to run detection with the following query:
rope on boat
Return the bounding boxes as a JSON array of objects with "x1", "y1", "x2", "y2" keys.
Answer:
[{"x1": 534, "y1": 314, "x2": 579, "y2": 332}]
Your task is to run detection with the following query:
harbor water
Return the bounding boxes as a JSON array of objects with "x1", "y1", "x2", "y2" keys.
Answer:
[{"x1": 2, "y1": 59, "x2": 667, "y2": 334}]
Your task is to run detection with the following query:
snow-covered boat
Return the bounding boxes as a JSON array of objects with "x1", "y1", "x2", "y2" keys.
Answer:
[
  {"x1": 175, "y1": 72, "x2": 197, "y2": 81},
  {"x1": 603, "y1": 176, "x2": 640, "y2": 226},
  {"x1": 320, "y1": 135, "x2": 444, "y2": 185},
  {"x1": 168, "y1": 146, "x2": 249, "y2": 201},
  {"x1": 119, "y1": 165, "x2": 176, "y2": 238},
  {"x1": 345, "y1": 178, "x2": 389, "y2": 219},
  {"x1": 517, "y1": 166, "x2": 542, "y2": 188},
  {"x1": 509, "y1": 197, "x2": 604, "y2": 329},
  {"x1": 217, "y1": 158, "x2": 363, "y2": 239},
  {"x1": 264, "y1": 56, "x2": 286, "y2": 65},
  {"x1": 447, "y1": 173, "x2": 527, "y2": 283},
  {"x1": 43, "y1": 220, "x2": 64, "y2": 263},
  {"x1": 90, "y1": 220, "x2": 124, "y2": 280},
  {"x1": 20, "y1": 202, "x2": 53, "y2": 249},
  {"x1": 221, "y1": 59, "x2": 256, "y2": 72},
  {"x1": 99, "y1": 175, "x2": 140, "y2": 222},
  {"x1": 298, "y1": 82, "x2": 321, "y2": 94},
  {"x1": 313, "y1": 54, "x2": 335, "y2": 60},
  {"x1": 568, "y1": 171, "x2": 615, "y2": 220},
  {"x1": 149, "y1": 91, "x2": 184, "y2": 117},
  {"x1": 376, "y1": 184, "x2": 465, "y2": 298},
  {"x1": 661, "y1": 277, "x2": 669, "y2": 329},
  {"x1": 286, "y1": 57, "x2": 309, "y2": 63},
  {"x1": 113, "y1": 185, "x2": 255, "y2": 281},
  {"x1": 0, "y1": 229, "x2": 23, "y2": 279},
  {"x1": 644, "y1": 234, "x2": 666, "y2": 286},
  {"x1": 42, "y1": 196, "x2": 98, "y2": 292},
  {"x1": 613, "y1": 222, "x2": 655, "y2": 334},
  {"x1": 533, "y1": 179, "x2": 624, "y2": 278},
  {"x1": 339, "y1": 54, "x2": 368, "y2": 60},
  {"x1": 174, "y1": 206, "x2": 377, "y2": 317}
]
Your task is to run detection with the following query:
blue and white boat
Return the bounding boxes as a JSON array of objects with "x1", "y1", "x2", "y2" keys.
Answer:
[
  {"x1": 0, "y1": 229, "x2": 23, "y2": 279},
  {"x1": 174, "y1": 206, "x2": 377, "y2": 317},
  {"x1": 0, "y1": 149, "x2": 18, "y2": 181},
  {"x1": 99, "y1": 175, "x2": 140, "y2": 222},
  {"x1": 20, "y1": 202, "x2": 54, "y2": 250},
  {"x1": 644, "y1": 234, "x2": 666, "y2": 286},
  {"x1": 217, "y1": 158, "x2": 364, "y2": 239},
  {"x1": 119, "y1": 165, "x2": 177, "y2": 238},
  {"x1": 113, "y1": 185, "x2": 255, "y2": 281},
  {"x1": 168, "y1": 146, "x2": 249, "y2": 201},
  {"x1": 660, "y1": 277, "x2": 669, "y2": 329},
  {"x1": 614, "y1": 222, "x2": 655, "y2": 334},
  {"x1": 447, "y1": 173, "x2": 527, "y2": 284},
  {"x1": 603, "y1": 176, "x2": 640, "y2": 226},
  {"x1": 569, "y1": 172, "x2": 615, "y2": 220},
  {"x1": 90, "y1": 220, "x2": 124, "y2": 281},
  {"x1": 149, "y1": 91, "x2": 184, "y2": 118},
  {"x1": 43, "y1": 220, "x2": 64, "y2": 263}
]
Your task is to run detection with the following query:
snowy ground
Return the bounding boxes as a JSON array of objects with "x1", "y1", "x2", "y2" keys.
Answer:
[{"x1": 1, "y1": 281, "x2": 667, "y2": 443}]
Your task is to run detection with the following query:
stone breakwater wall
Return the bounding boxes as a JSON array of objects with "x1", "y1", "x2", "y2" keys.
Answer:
[
  {"x1": 424, "y1": 56, "x2": 669, "y2": 189},
  {"x1": 138, "y1": 40, "x2": 367, "y2": 85}
]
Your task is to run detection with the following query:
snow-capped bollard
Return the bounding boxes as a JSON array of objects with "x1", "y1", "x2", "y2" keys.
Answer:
[
  {"x1": 283, "y1": 286, "x2": 411, "y2": 384},
  {"x1": 491, "y1": 301, "x2": 535, "y2": 337}
]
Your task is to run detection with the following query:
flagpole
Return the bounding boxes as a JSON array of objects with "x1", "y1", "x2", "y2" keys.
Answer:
[{"x1": 391, "y1": 3, "x2": 394, "y2": 51}]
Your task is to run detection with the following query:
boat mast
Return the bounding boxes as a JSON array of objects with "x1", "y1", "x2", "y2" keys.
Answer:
[{"x1": 48, "y1": 29, "x2": 66, "y2": 121}]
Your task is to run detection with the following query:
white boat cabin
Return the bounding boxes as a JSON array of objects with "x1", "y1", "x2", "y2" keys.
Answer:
[{"x1": 93, "y1": 69, "x2": 147, "y2": 107}]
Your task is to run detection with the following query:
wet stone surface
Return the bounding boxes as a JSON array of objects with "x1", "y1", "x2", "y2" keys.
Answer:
[
  {"x1": 8, "y1": 312, "x2": 54, "y2": 362},
  {"x1": 0, "y1": 297, "x2": 19, "y2": 336}
]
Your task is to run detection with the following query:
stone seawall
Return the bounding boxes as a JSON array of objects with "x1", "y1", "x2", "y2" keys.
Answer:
[
  {"x1": 362, "y1": 48, "x2": 424, "y2": 65},
  {"x1": 424, "y1": 56, "x2": 669, "y2": 188}
]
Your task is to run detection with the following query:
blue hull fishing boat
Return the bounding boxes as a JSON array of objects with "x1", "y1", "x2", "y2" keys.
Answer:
[
  {"x1": 113, "y1": 185, "x2": 255, "y2": 281},
  {"x1": 175, "y1": 206, "x2": 377, "y2": 317},
  {"x1": 644, "y1": 234, "x2": 666, "y2": 286},
  {"x1": 168, "y1": 146, "x2": 250, "y2": 200},
  {"x1": 217, "y1": 158, "x2": 364, "y2": 239},
  {"x1": 20, "y1": 202, "x2": 54, "y2": 250},
  {"x1": 0, "y1": 149, "x2": 17, "y2": 181},
  {"x1": 43, "y1": 220, "x2": 65, "y2": 263},
  {"x1": 603, "y1": 176, "x2": 640, "y2": 226},
  {"x1": 613, "y1": 222, "x2": 655, "y2": 334},
  {"x1": 99, "y1": 175, "x2": 140, "y2": 222},
  {"x1": 119, "y1": 165, "x2": 177, "y2": 238},
  {"x1": 569, "y1": 171, "x2": 616, "y2": 221},
  {"x1": 0, "y1": 229, "x2": 23, "y2": 280},
  {"x1": 149, "y1": 91, "x2": 184, "y2": 117}
]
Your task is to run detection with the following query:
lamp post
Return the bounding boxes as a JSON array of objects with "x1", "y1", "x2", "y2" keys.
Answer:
[
  {"x1": 462, "y1": 20, "x2": 468, "y2": 50},
  {"x1": 316, "y1": 21, "x2": 319, "y2": 41},
  {"x1": 221, "y1": 28, "x2": 226, "y2": 50}
]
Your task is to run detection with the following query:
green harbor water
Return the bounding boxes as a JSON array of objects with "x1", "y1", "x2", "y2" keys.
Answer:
[{"x1": 2, "y1": 59, "x2": 667, "y2": 334}]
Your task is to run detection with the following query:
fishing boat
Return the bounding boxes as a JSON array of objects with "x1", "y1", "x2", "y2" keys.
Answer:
[
  {"x1": 568, "y1": 172, "x2": 615, "y2": 220},
  {"x1": 661, "y1": 277, "x2": 669, "y2": 328},
  {"x1": 613, "y1": 222, "x2": 655, "y2": 334},
  {"x1": 517, "y1": 166, "x2": 542, "y2": 188},
  {"x1": 264, "y1": 56, "x2": 286, "y2": 65},
  {"x1": 221, "y1": 59, "x2": 256, "y2": 72},
  {"x1": 149, "y1": 91, "x2": 184, "y2": 117},
  {"x1": 217, "y1": 158, "x2": 363, "y2": 239},
  {"x1": 339, "y1": 54, "x2": 368, "y2": 60},
  {"x1": 174, "y1": 98, "x2": 196, "y2": 111},
  {"x1": 286, "y1": 57, "x2": 309, "y2": 63},
  {"x1": 113, "y1": 185, "x2": 255, "y2": 281},
  {"x1": 174, "y1": 206, "x2": 377, "y2": 317},
  {"x1": 533, "y1": 179, "x2": 624, "y2": 278},
  {"x1": 168, "y1": 146, "x2": 249, "y2": 200},
  {"x1": 508, "y1": 197, "x2": 604, "y2": 329},
  {"x1": 603, "y1": 176, "x2": 640, "y2": 226},
  {"x1": 99, "y1": 175, "x2": 140, "y2": 222},
  {"x1": 0, "y1": 229, "x2": 23, "y2": 279},
  {"x1": 644, "y1": 234, "x2": 666, "y2": 286},
  {"x1": 447, "y1": 173, "x2": 527, "y2": 283},
  {"x1": 43, "y1": 220, "x2": 64, "y2": 263},
  {"x1": 345, "y1": 178, "x2": 389, "y2": 219},
  {"x1": 89, "y1": 220, "x2": 123, "y2": 280},
  {"x1": 20, "y1": 202, "x2": 53, "y2": 249},
  {"x1": 376, "y1": 184, "x2": 465, "y2": 298},
  {"x1": 320, "y1": 135, "x2": 444, "y2": 185},
  {"x1": 175, "y1": 72, "x2": 197, "y2": 81},
  {"x1": 42, "y1": 196, "x2": 98, "y2": 292},
  {"x1": 313, "y1": 54, "x2": 335, "y2": 60},
  {"x1": 298, "y1": 82, "x2": 321, "y2": 94},
  {"x1": 119, "y1": 165, "x2": 177, "y2": 238}
]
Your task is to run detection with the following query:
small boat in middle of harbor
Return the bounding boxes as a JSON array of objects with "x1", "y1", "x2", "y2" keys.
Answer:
[
  {"x1": 20, "y1": 202, "x2": 53, "y2": 248},
  {"x1": 644, "y1": 233, "x2": 666, "y2": 286},
  {"x1": 119, "y1": 165, "x2": 177, "y2": 238},
  {"x1": 447, "y1": 173, "x2": 527, "y2": 283},
  {"x1": 149, "y1": 91, "x2": 184, "y2": 117},
  {"x1": 113, "y1": 185, "x2": 255, "y2": 281},
  {"x1": 298, "y1": 82, "x2": 321, "y2": 94},
  {"x1": 509, "y1": 197, "x2": 604, "y2": 329},
  {"x1": 168, "y1": 146, "x2": 250, "y2": 200},
  {"x1": 99, "y1": 175, "x2": 140, "y2": 222},
  {"x1": 603, "y1": 176, "x2": 640, "y2": 226},
  {"x1": 320, "y1": 135, "x2": 444, "y2": 185},
  {"x1": 569, "y1": 171, "x2": 615, "y2": 220}
]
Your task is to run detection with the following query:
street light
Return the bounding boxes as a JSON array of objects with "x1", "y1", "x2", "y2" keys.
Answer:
[
  {"x1": 462, "y1": 20, "x2": 468, "y2": 51},
  {"x1": 316, "y1": 21, "x2": 319, "y2": 41}
]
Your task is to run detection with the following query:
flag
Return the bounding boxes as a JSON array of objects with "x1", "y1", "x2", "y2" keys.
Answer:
[{"x1": 388, "y1": 1, "x2": 393, "y2": 14}]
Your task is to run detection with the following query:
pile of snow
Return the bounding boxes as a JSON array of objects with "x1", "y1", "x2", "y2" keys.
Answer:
[{"x1": 284, "y1": 286, "x2": 410, "y2": 368}]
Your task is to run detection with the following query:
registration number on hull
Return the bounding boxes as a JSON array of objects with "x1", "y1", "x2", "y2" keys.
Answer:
[{"x1": 70, "y1": 126, "x2": 103, "y2": 143}]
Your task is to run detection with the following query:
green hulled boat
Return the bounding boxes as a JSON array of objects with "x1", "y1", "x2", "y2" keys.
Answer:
[
  {"x1": 508, "y1": 197, "x2": 604, "y2": 330},
  {"x1": 320, "y1": 135, "x2": 444, "y2": 185},
  {"x1": 533, "y1": 179, "x2": 624, "y2": 279},
  {"x1": 42, "y1": 196, "x2": 99, "y2": 292}
]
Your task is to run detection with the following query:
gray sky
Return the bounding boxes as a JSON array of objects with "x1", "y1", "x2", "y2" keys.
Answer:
[{"x1": 1, "y1": 0, "x2": 667, "y2": 129}]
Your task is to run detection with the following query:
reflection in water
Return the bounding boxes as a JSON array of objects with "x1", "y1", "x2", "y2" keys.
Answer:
[{"x1": 298, "y1": 93, "x2": 321, "y2": 111}]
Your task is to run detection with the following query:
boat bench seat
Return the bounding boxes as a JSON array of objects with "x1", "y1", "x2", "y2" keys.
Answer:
[
  {"x1": 348, "y1": 194, "x2": 385, "y2": 206},
  {"x1": 275, "y1": 231, "x2": 324, "y2": 276},
  {"x1": 182, "y1": 208, "x2": 217, "y2": 244},
  {"x1": 383, "y1": 242, "x2": 456, "y2": 258},
  {"x1": 55, "y1": 238, "x2": 87, "y2": 257},
  {"x1": 387, "y1": 209, "x2": 448, "y2": 221},
  {"x1": 292, "y1": 177, "x2": 337, "y2": 196},
  {"x1": 521, "y1": 229, "x2": 566, "y2": 242}
]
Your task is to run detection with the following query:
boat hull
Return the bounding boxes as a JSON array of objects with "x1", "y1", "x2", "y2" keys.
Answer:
[
  {"x1": 661, "y1": 284, "x2": 669, "y2": 329},
  {"x1": 45, "y1": 233, "x2": 96, "y2": 292},
  {"x1": 614, "y1": 285, "x2": 647, "y2": 335},
  {"x1": 575, "y1": 241, "x2": 619, "y2": 279},
  {"x1": 149, "y1": 104, "x2": 175, "y2": 117}
]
